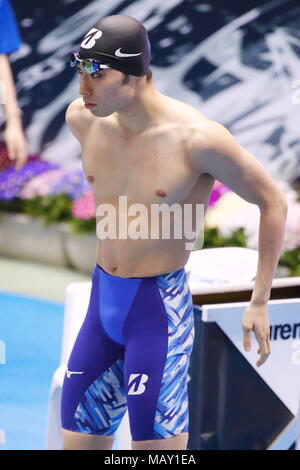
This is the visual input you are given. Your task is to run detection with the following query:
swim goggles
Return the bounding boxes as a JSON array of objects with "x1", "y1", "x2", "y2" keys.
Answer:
[{"x1": 70, "y1": 52, "x2": 111, "y2": 74}]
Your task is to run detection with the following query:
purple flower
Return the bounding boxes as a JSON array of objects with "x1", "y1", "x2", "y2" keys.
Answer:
[
  {"x1": 0, "y1": 160, "x2": 60, "y2": 200},
  {"x1": 208, "y1": 181, "x2": 231, "y2": 207},
  {"x1": 51, "y1": 168, "x2": 91, "y2": 200},
  {"x1": 20, "y1": 168, "x2": 68, "y2": 199}
]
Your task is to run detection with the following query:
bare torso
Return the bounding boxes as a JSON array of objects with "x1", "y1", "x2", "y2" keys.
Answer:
[{"x1": 75, "y1": 94, "x2": 215, "y2": 277}]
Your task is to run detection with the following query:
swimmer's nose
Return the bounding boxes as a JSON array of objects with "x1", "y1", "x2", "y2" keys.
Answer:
[{"x1": 79, "y1": 75, "x2": 92, "y2": 96}]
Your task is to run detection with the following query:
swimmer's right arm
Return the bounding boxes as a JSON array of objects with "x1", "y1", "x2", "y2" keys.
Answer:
[{"x1": 65, "y1": 98, "x2": 89, "y2": 143}]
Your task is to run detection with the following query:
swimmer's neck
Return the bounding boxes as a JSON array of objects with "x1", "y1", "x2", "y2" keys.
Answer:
[{"x1": 113, "y1": 81, "x2": 167, "y2": 135}]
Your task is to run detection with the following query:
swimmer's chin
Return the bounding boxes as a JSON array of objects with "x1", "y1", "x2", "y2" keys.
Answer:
[{"x1": 89, "y1": 108, "x2": 115, "y2": 118}]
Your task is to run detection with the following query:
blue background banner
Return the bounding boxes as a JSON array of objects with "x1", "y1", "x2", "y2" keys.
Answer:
[{"x1": 1, "y1": 0, "x2": 299, "y2": 179}]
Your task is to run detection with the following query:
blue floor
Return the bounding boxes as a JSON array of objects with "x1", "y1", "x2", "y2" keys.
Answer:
[{"x1": 0, "y1": 290, "x2": 64, "y2": 450}]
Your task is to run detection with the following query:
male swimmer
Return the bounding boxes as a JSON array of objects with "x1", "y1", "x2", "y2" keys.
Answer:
[{"x1": 60, "y1": 14, "x2": 287, "y2": 450}]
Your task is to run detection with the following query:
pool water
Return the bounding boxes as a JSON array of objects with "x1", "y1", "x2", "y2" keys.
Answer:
[{"x1": 0, "y1": 290, "x2": 64, "y2": 450}]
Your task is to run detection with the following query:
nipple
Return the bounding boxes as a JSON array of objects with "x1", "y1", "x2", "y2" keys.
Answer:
[
  {"x1": 87, "y1": 175, "x2": 95, "y2": 183},
  {"x1": 156, "y1": 189, "x2": 166, "y2": 197}
]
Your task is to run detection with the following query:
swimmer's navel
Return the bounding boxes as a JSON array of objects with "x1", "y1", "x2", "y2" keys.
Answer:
[
  {"x1": 156, "y1": 189, "x2": 166, "y2": 197},
  {"x1": 87, "y1": 175, "x2": 95, "y2": 183}
]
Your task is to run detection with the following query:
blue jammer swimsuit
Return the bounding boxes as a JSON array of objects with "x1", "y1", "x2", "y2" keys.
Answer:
[{"x1": 60, "y1": 263, "x2": 195, "y2": 441}]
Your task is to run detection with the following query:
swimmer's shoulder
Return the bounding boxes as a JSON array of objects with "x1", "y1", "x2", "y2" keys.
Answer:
[
  {"x1": 65, "y1": 98, "x2": 96, "y2": 143},
  {"x1": 162, "y1": 94, "x2": 215, "y2": 134},
  {"x1": 168, "y1": 96, "x2": 228, "y2": 141},
  {"x1": 165, "y1": 96, "x2": 235, "y2": 172}
]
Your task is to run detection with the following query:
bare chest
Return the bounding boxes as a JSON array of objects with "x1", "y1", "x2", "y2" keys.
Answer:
[{"x1": 81, "y1": 124, "x2": 203, "y2": 207}]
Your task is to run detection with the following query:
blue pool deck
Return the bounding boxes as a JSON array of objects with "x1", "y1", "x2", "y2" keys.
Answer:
[{"x1": 0, "y1": 256, "x2": 91, "y2": 450}]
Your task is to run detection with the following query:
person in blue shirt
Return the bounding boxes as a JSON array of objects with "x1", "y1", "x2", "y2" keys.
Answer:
[{"x1": 0, "y1": 0, "x2": 27, "y2": 170}]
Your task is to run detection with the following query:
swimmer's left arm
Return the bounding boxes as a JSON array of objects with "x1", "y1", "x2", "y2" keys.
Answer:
[{"x1": 190, "y1": 121, "x2": 288, "y2": 367}]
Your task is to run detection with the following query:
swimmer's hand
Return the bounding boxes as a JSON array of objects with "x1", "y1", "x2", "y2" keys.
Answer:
[
  {"x1": 242, "y1": 303, "x2": 271, "y2": 368},
  {"x1": 4, "y1": 122, "x2": 28, "y2": 171}
]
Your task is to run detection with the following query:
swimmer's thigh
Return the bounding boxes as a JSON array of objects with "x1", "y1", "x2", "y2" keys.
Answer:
[
  {"x1": 60, "y1": 306, "x2": 127, "y2": 438},
  {"x1": 123, "y1": 271, "x2": 195, "y2": 441}
]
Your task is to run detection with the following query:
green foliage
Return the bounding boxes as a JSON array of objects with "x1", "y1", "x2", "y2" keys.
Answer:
[
  {"x1": 69, "y1": 217, "x2": 96, "y2": 234},
  {"x1": 194, "y1": 226, "x2": 247, "y2": 250},
  {"x1": 279, "y1": 247, "x2": 300, "y2": 276},
  {"x1": 23, "y1": 194, "x2": 72, "y2": 225},
  {"x1": 0, "y1": 197, "x2": 25, "y2": 213}
]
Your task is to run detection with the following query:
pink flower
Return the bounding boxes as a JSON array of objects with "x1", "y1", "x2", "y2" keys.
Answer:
[
  {"x1": 72, "y1": 191, "x2": 96, "y2": 219},
  {"x1": 20, "y1": 168, "x2": 67, "y2": 199},
  {"x1": 208, "y1": 180, "x2": 231, "y2": 207}
]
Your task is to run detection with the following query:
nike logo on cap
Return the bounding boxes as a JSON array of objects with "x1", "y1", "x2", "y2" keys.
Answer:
[{"x1": 115, "y1": 48, "x2": 142, "y2": 57}]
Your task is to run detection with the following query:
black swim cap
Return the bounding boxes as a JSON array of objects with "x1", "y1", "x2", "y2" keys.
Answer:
[{"x1": 78, "y1": 15, "x2": 151, "y2": 77}]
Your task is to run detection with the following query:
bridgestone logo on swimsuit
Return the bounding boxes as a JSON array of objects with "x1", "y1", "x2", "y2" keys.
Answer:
[{"x1": 95, "y1": 196, "x2": 205, "y2": 250}]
